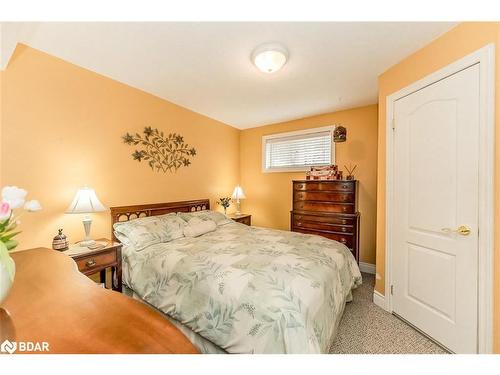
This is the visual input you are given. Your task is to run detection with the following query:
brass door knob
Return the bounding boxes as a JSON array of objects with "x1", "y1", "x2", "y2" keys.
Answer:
[{"x1": 441, "y1": 225, "x2": 471, "y2": 236}]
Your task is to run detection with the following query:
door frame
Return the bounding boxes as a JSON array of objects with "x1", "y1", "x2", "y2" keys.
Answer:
[{"x1": 384, "y1": 44, "x2": 495, "y2": 354}]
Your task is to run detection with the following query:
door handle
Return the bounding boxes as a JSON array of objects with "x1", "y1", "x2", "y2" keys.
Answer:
[{"x1": 441, "y1": 225, "x2": 471, "y2": 236}]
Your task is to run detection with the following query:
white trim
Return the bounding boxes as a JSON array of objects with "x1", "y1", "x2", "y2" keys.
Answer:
[
  {"x1": 359, "y1": 262, "x2": 376, "y2": 275},
  {"x1": 373, "y1": 290, "x2": 387, "y2": 310},
  {"x1": 385, "y1": 44, "x2": 495, "y2": 354},
  {"x1": 261, "y1": 125, "x2": 336, "y2": 173}
]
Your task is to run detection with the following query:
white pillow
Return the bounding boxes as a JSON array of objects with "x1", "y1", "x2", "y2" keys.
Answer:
[
  {"x1": 178, "y1": 210, "x2": 232, "y2": 226},
  {"x1": 113, "y1": 214, "x2": 185, "y2": 251},
  {"x1": 183, "y1": 217, "x2": 217, "y2": 237}
]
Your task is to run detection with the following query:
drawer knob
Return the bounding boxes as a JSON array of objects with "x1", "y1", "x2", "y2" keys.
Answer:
[
  {"x1": 342, "y1": 227, "x2": 346, "y2": 232},
  {"x1": 342, "y1": 220, "x2": 347, "y2": 224},
  {"x1": 86, "y1": 259, "x2": 96, "y2": 267},
  {"x1": 296, "y1": 216, "x2": 302, "y2": 220},
  {"x1": 297, "y1": 222, "x2": 302, "y2": 226},
  {"x1": 340, "y1": 238, "x2": 347, "y2": 244}
]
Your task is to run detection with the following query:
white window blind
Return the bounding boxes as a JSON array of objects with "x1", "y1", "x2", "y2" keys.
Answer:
[{"x1": 262, "y1": 126, "x2": 334, "y2": 172}]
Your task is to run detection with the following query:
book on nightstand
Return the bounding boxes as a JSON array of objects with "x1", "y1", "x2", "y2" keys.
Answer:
[{"x1": 63, "y1": 240, "x2": 109, "y2": 256}]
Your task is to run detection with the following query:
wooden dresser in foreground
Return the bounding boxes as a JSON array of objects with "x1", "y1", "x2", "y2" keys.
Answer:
[
  {"x1": 0, "y1": 248, "x2": 198, "y2": 354},
  {"x1": 291, "y1": 180, "x2": 360, "y2": 262}
]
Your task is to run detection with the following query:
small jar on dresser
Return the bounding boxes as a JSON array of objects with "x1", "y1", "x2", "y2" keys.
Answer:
[{"x1": 290, "y1": 180, "x2": 360, "y2": 262}]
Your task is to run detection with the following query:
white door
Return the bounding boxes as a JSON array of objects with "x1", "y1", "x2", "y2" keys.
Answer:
[{"x1": 392, "y1": 64, "x2": 480, "y2": 353}]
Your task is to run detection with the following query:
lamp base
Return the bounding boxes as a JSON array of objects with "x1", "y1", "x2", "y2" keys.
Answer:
[{"x1": 80, "y1": 215, "x2": 95, "y2": 247}]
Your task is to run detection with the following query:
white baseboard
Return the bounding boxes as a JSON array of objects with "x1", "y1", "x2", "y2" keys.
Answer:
[
  {"x1": 359, "y1": 262, "x2": 376, "y2": 274},
  {"x1": 373, "y1": 290, "x2": 387, "y2": 310}
]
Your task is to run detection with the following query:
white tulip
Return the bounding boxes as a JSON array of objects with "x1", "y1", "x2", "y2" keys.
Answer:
[
  {"x1": 24, "y1": 199, "x2": 42, "y2": 212},
  {"x1": 1, "y1": 186, "x2": 27, "y2": 209}
]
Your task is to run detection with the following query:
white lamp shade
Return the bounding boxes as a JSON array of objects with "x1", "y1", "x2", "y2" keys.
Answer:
[
  {"x1": 66, "y1": 187, "x2": 107, "y2": 214},
  {"x1": 252, "y1": 43, "x2": 288, "y2": 74},
  {"x1": 231, "y1": 186, "x2": 246, "y2": 200}
]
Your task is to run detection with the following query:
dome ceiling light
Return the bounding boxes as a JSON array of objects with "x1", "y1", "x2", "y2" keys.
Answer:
[{"x1": 251, "y1": 43, "x2": 288, "y2": 74}]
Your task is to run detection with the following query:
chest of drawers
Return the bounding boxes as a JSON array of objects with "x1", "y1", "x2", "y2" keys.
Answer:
[{"x1": 291, "y1": 180, "x2": 360, "y2": 262}]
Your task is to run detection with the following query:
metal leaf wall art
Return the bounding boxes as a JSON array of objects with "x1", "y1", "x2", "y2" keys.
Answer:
[{"x1": 122, "y1": 126, "x2": 196, "y2": 173}]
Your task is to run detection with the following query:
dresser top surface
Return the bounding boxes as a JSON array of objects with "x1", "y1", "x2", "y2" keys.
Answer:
[
  {"x1": 0, "y1": 248, "x2": 198, "y2": 354},
  {"x1": 292, "y1": 179, "x2": 357, "y2": 182}
]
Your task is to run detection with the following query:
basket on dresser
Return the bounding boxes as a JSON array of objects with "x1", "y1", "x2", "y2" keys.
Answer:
[{"x1": 290, "y1": 180, "x2": 360, "y2": 262}]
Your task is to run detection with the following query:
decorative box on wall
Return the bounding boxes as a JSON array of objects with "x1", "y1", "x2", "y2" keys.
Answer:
[{"x1": 290, "y1": 179, "x2": 360, "y2": 262}]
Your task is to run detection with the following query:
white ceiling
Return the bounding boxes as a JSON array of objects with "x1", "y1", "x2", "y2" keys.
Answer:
[{"x1": 1, "y1": 22, "x2": 456, "y2": 129}]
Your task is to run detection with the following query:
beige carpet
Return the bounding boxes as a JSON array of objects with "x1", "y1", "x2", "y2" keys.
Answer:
[{"x1": 329, "y1": 273, "x2": 448, "y2": 354}]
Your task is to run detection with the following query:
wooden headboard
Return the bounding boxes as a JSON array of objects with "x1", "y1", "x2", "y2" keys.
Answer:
[{"x1": 110, "y1": 199, "x2": 210, "y2": 241}]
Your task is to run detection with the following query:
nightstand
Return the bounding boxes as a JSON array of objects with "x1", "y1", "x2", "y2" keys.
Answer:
[
  {"x1": 63, "y1": 239, "x2": 122, "y2": 292},
  {"x1": 229, "y1": 213, "x2": 251, "y2": 226}
]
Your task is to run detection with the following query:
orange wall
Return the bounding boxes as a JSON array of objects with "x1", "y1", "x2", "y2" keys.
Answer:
[
  {"x1": 0, "y1": 69, "x2": 3, "y2": 187},
  {"x1": 1, "y1": 44, "x2": 240, "y2": 250},
  {"x1": 375, "y1": 22, "x2": 500, "y2": 352},
  {"x1": 240, "y1": 104, "x2": 378, "y2": 264}
]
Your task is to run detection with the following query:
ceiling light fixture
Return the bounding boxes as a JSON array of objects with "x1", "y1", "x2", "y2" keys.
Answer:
[{"x1": 251, "y1": 43, "x2": 288, "y2": 74}]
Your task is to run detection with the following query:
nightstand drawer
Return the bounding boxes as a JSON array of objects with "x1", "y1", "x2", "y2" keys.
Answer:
[
  {"x1": 75, "y1": 251, "x2": 117, "y2": 274},
  {"x1": 237, "y1": 216, "x2": 251, "y2": 226},
  {"x1": 229, "y1": 214, "x2": 251, "y2": 226}
]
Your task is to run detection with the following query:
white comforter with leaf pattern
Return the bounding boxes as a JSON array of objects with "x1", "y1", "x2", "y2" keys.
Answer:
[{"x1": 122, "y1": 222, "x2": 361, "y2": 353}]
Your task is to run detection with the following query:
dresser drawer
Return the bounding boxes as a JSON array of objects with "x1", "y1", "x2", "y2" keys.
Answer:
[
  {"x1": 293, "y1": 228, "x2": 354, "y2": 248},
  {"x1": 292, "y1": 213, "x2": 356, "y2": 226},
  {"x1": 293, "y1": 190, "x2": 354, "y2": 203},
  {"x1": 75, "y1": 250, "x2": 117, "y2": 275},
  {"x1": 293, "y1": 219, "x2": 354, "y2": 234},
  {"x1": 293, "y1": 181, "x2": 355, "y2": 192},
  {"x1": 293, "y1": 201, "x2": 355, "y2": 214}
]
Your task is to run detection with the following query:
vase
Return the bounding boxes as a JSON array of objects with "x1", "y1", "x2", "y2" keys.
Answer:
[{"x1": 0, "y1": 242, "x2": 15, "y2": 305}]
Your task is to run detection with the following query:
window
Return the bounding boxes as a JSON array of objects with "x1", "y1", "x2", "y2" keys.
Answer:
[{"x1": 262, "y1": 126, "x2": 335, "y2": 172}]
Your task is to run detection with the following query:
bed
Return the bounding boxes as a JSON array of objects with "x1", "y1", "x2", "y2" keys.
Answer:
[{"x1": 110, "y1": 199, "x2": 362, "y2": 354}]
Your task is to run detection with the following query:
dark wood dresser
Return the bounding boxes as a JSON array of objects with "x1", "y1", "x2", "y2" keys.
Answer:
[{"x1": 291, "y1": 180, "x2": 360, "y2": 262}]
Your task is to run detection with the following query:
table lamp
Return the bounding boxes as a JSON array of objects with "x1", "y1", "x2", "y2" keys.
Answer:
[
  {"x1": 231, "y1": 185, "x2": 246, "y2": 215},
  {"x1": 66, "y1": 187, "x2": 107, "y2": 246}
]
